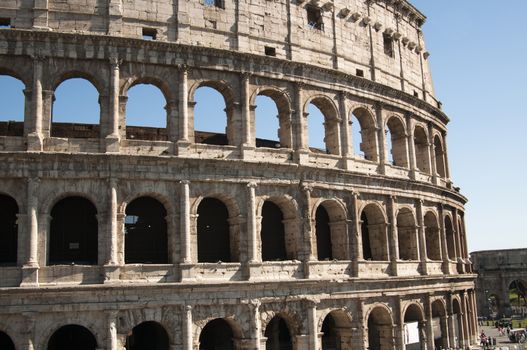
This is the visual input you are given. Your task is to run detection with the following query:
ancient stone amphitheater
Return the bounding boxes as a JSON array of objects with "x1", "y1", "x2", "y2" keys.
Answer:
[{"x1": 0, "y1": 0, "x2": 477, "y2": 348}]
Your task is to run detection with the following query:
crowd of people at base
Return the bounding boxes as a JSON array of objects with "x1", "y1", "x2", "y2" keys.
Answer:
[{"x1": 479, "y1": 325, "x2": 527, "y2": 349}]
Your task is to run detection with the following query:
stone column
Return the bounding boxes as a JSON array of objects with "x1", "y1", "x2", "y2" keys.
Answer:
[
  {"x1": 106, "y1": 311, "x2": 118, "y2": 350},
  {"x1": 438, "y1": 205, "x2": 450, "y2": 274},
  {"x1": 350, "y1": 191, "x2": 362, "y2": 277},
  {"x1": 442, "y1": 131, "x2": 452, "y2": 182},
  {"x1": 294, "y1": 83, "x2": 308, "y2": 163},
  {"x1": 338, "y1": 92, "x2": 351, "y2": 168},
  {"x1": 183, "y1": 305, "x2": 193, "y2": 350},
  {"x1": 307, "y1": 300, "x2": 318, "y2": 350},
  {"x1": 27, "y1": 55, "x2": 44, "y2": 151},
  {"x1": 241, "y1": 73, "x2": 252, "y2": 147},
  {"x1": 460, "y1": 292, "x2": 470, "y2": 347},
  {"x1": 180, "y1": 180, "x2": 191, "y2": 264},
  {"x1": 246, "y1": 182, "x2": 259, "y2": 263},
  {"x1": 248, "y1": 300, "x2": 261, "y2": 349},
  {"x1": 452, "y1": 208, "x2": 465, "y2": 273},
  {"x1": 387, "y1": 195, "x2": 399, "y2": 275},
  {"x1": 416, "y1": 199, "x2": 428, "y2": 275},
  {"x1": 106, "y1": 57, "x2": 121, "y2": 153},
  {"x1": 418, "y1": 320, "x2": 428, "y2": 350},
  {"x1": 405, "y1": 113, "x2": 417, "y2": 180},
  {"x1": 177, "y1": 65, "x2": 191, "y2": 155},
  {"x1": 424, "y1": 297, "x2": 435, "y2": 350},
  {"x1": 21, "y1": 178, "x2": 39, "y2": 286},
  {"x1": 427, "y1": 123, "x2": 437, "y2": 181},
  {"x1": 108, "y1": 178, "x2": 118, "y2": 265},
  {"x1": 21, "y1": 313, "x2": 37, "y2": 350},
  {"x1": 440, "y1": 315, "x2": 450, "y2": 349},
  {"x1": 301, "y1": 183, "x2": 315, "y2": 278},
  {"x1": 375, "y1": 102, "x2": 387, "y2": 174}
]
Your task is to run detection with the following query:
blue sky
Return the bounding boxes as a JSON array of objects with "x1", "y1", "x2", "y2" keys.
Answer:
[
  {"x1": 1, "y1": 0, "x2": 525, "y2": 252},
  {"x1": 411, "y1": 0, "x2": 527, "y2": 252}
]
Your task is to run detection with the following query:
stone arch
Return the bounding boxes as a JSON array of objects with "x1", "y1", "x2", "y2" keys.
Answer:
[
  {"x1": 124, "y1": 196, "x2": 169, "y2": 264},
  {"x1": 193, "y1": 194, "x2": 241, "y2": 263},
  {"x1": 444, "y1": 215, "x2": 456, "y2": 260},
  {"x1": 258, "y1": 195, "x2": 300, "y2": 261},
  {"x1": 319, "y1": 309, "x2": 353, "y2": 350},
  {"x1": 0, "y1": 73, "x2": 26, "y2": 137},
  {"x1": 0, "y1": 194, "x2": 19, "y2": 265},
  {"x1": 49, "y1": 195, "x2": 98, "y2": 265},
  {"x1": 261, "y1": 309, "x2": 304, "y2": 338},
  {"x1": 263, "y1": 313, "x2": 299, "y2": 350},
  {"x1": 125, "y1": 321, "x2": 170, "y2": 350},
  {"x1": 414, "y1": 125, "x2": 431, "y2": 174},
  {"x1": 365, "y1": 304, "x2": 394, "y2": 350},
  {"x1": 0, "y1": 330, "x2": 15, "y2": 350},
  {"x1": 396, "y1": 207, "x2": 418, "y2": 261},
  {"x1": 360, "y1": 203, "x2": 388, "y2": 261},
  {"x1": 305, "y1": 95, "x2": 341, "y2": 155},
  {"x1": 312, "y1": 199, "x2": 349, "y2": 260},
  {"x1": 122, "y1": 77, "x2": 171, "y2": 141},
  {"x1": 385, "y1": 115, "x2": 408, "y2": 167},
  {"x1": 456, "y1": 215, "x2": 467, "y2": 259},
  {"x1": 198, "y1": 317, "x2": 244, "y2": 350},
  {"x1": 190, "y1": 80, "x2": 237, "y2": 146},
  {"x1": 402, "y1": 303, "x2": 426, "y2": 350},
  {"x1": 0, "y1": 65, "x2": 31, "y2": 87},
  {"x1": 47, "y1": 324, "x2": 98, "y2": 350},
  {"x1": 51, "y1": 71, "x2": 105, "y2": 94},
  {"x1": 350, "y1": 106, "x2": 378, "y2": 161},
  {"x1": 424, "y1": 211, "x2": 441, "y2": 261},
  {"x1": 251, "y1": 86, "x2": 293, "y2": 149},
  {"x1": 433, "y1": 134, "x2": 446, "y2": 178},
  {"x1": 451, "y1": 298, "x2": 463, "y2": 349},
  {"x1": 508, "y1": 279, "x2": 527, "y2": 311}
]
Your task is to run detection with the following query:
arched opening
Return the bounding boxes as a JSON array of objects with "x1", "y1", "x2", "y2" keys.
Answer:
[
  {"x1": 361, "y1": 204, "x2": 388, "y2": 261},
  {"x1": 457, "y1": 217, "x2": 467, "y2": 259},
  {"x1": 315, "y1": 201, "x2": 348, "y2": 261},
  {"x1": 125, "y1": 197, "x2": 168, "y2": 264},
  {"x1": 49, "y1": 197, "x2": 98, "y2": 265},
  {"x1": 315, "y1": 206, "x2": 332, "y2": 261},
  {"x1": 126, "y1": 321, "x2": 169, "y2": 350},
  {"x1": 307, "y1": 97, "x2": 340, "y2": 155},
  {"x1": 403, "y1": 304, "x2": 425, "y2": 350},
  {"x1": 0, "y1": 195, "x2": 18, "y2": 265},
  {"x1": 321, "y1": 310, "x2": 352, "y2": 350},
  {"x1": 254, "y1": 92, "x2": 293, "y2": 149},
  {"x1": 423, "y1": 212, "x2": 441, "y2": 261},
  {"x1": 52, "y1": 78, "x2": 100, "y2": 138},
  {"x1": 396, "y1": 208, "x2": 418, "y2": 261},
  {"x1": 451, "y1": 300, "x2": 462, "y2": 349},
  {"x1": 0, "y1": 74, "x2": 25, "y2": 136},
  {"x1": 125, "y1": 83, "x2": 168, "y2": 141},
  {"x1": 444, "y1": 216, "x2": 455, "y2": 261},
  {"x1": 48, "y1": 325, "x2": 97, "y2": 350},
  {"x1": 0, "y1": 331, "x2": 15, "y2": 350},
  {"x1": 261, "y1": 201, "x2": 288, "y2": 261},
  {"x1": 386, "y1": 117, "x2": 408, "y2": 167},
  {"x1": 193, "y1": 85, "x2": 230, "y2": 145},
  {"x1": 197, "y1": 198, "x2": 232, "y2": 263},
  {"x1": 351, "y1": 108, "x2": 378, "y2": 161},
  {"x1": 199, "y1": 318, "x2": 236, "y2": 350},
  {"x1": 265, "y1": 316, "x2": 292, "y2": 350},
  {"x1": 413, "y1": 126, "x2": 430, "y2": 174},
  {"x1": 433, "y1": 135, "x2": 446, "y2": 178},
  {"x1": 508, "y1": 280, "x2": 527, "y2": 313},
  {"x1": 431, "y1": 300, "x2": 448, "y2": 350},
  {"x1": 367, "y1": 307, "x2": 393, "y2": 350}
]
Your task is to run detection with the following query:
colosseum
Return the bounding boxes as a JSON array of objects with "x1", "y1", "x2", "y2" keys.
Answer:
[{"x1": 0, "y1": 0, "x2": 477, "y2": 348}]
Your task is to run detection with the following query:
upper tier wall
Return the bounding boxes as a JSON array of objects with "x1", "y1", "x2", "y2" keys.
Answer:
[{"x1": 0, "y1": 0, "x2": 437, "y2": 104}]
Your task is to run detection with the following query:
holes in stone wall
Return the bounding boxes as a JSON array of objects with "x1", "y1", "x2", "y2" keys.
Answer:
[
  {"x1": 396, "y1": 208, "x2": 418, "y2": 261},
  {"x1": 265, "y1": 316, "x2": 293, "y2": 350},
  {"x1": 52, "y1": 78, "x2": 100, "y2": 138},
  {"x1": 125, "y1": 83, "x2": 168, "y2": 141},
  {"x1": 255, "y1": 95, "x2": 280, "y2": 148},
  {"x1": 264, "y1": 46, "x2": 276, "y2": 57},
  {"x1": 424, "y1": 211, "x2": 441, "y2": 261},
  {"x1": 199, "y1": 319, "x2": 235, "y2": 349},
  {"x1": 0, "y1": 331, "x2": 14, "y2": 350},
  {"x1": 142, "y1": 28, "x2": 157, "y2": 40},
  {"x1": 445, "y1": 216, "x2": 455, "y2": 260},
  {"x1": 0, "y1": 75, "x2": 25, "y2": 136},
  {"x1": 306, "y1": 6, "x2": 323, "y2": 30},
  {"x1": 414, "y1": 126, "x2": 431, "y2": 174},
  {"x1": 0, "y1": 18, "x2": 11, "y2": 28},
  {"x1": 49, "y1": 196, "x2": 98, "y2": 265},
  {"x1": 261, "y1": 201, "x2": 288, "y2": 261},
  {"x1": 197, "y1": 198, "x2": 232, "y2": 263},
  {"x1": 386, "y1": 116, "x2": 408, "y2": 168},
  {"x1": 351, "y1": 108, "x2": 378, "y2": 161},
  {"x1": 308, "y1": 98, "x2": 339, "y2": 155},
  {"x1": 383, "y1": 33, "x2": 394, "y2": 57},
  {"x1": 0, "y1": 194, "x2": 18, "y2": 266},
  {"x1": 48, "y1": 325, "x2": 97, "y2": 350},
  {"x1": 356, "y1": 69, "x2": 364, "y2": 77},
  {"x1": 315, "y1": 206, "x2": 332, "y2": 261},
  {"x1": 204, "y1": 0, "x2": 224, "y2": 8},
  {"x1": 434, "y1": 135, "x2": 446, "y2": 178},
  {"x1": 125, "y1": 197, "x2": 168, "y2": 264},
  {"x1": 367, "y1": 307, "x2": 393, "y2": 350},
  {"x1": 126, "y1": 322, "x2": 169, "y2": 350},
  {"x1": 360, "y1": 204, "x2": 388, "y2": 261},
  {"x1": 194, "y1": 86, "x2": 229, "y2": 145}
]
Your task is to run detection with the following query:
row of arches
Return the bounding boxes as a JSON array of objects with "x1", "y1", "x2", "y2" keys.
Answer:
[
  {"x1": 0, "y1": 296, "x2": 474, "y2": 350},
  {"x1": 0, "y1": 191, "x2": 468, "y2": 267},
  {"x1": 0, "y1": 72, "x2": 448, "y2": 177}
]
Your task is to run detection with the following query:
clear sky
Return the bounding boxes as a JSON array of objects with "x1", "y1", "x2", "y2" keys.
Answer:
[
  {"x1": 410, "y1": 0, "x2": 527, "y2": 252},
  {"x1": 1, "y1": 1, "x2": 525, "y2": 252}
]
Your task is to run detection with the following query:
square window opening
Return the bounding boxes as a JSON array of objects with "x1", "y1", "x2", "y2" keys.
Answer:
[
  {"x1": 356, "y1": 69, "x2": 364, "y2": 77},
  {"x1": 0, "y1": 18, "x2": 11, "y2": 28},
  {"x1": 307, "y1": 6, "x2": 323, "y2": 31},
  {"x1": 383, "y1": 33, "x2": 394, "y2": 57},
  {"x1": 265, "y1": 46, "x2": 276, "y2": 56},
  {"x1": 413, "y1": 90, "x2": 419, "y2": 98},
  {"x1": 204, "y1": 0, "x2": 224, "y2": 8},
  {"x1": 142, "y1": 28, "x2": 157, "y2": 40}
]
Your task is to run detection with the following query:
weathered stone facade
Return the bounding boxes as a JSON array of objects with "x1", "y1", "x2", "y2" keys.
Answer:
[
  {"x1": 472, "y1": 249, "x2": 527, "y2": 319},
  {"x1": 0, "y1": 0, "x2": 478, "y2": 349}
]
